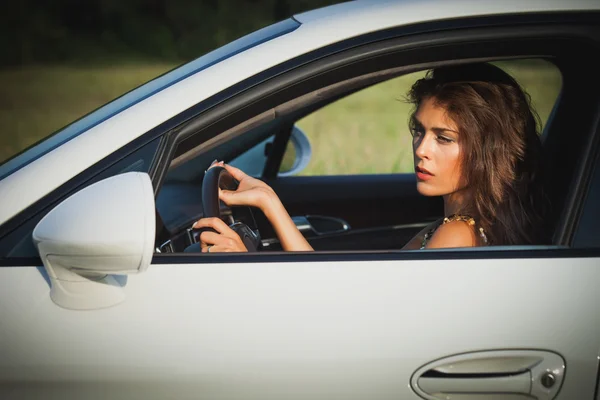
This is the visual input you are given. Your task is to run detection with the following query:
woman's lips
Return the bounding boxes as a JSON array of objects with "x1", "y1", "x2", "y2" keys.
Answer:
[{"x1": 415, "y1": 166, "x2": 433, "y2": 181}]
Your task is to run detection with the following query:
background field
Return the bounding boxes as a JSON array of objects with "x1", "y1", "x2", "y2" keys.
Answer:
[
  {"x1": 0, "y1": 59, "x2": 561, "y2": 175},
  {"x1": 0, "y1": 63, "x2": 177, "y2": 164}
]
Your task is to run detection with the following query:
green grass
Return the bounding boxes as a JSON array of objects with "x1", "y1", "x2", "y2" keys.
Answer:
[
  {"x1": 296, "y1": 72, "x2": 426, "y2": 175},
  {"x1": 0, "y1": 63, "x2": 177, "y2": 164},
  {"x1": 0, "y1": 60, "x2": 561, "y2": 176}
]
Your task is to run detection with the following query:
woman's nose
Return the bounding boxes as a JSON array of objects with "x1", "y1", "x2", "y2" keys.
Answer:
[{"x1": 414, "y1": 134, "x2": 432, "y2": 159}]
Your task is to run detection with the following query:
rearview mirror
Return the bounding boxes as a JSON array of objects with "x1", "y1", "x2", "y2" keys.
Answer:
[{"x1": 33, "y1": 172, "x2": 155, "y2": 310}]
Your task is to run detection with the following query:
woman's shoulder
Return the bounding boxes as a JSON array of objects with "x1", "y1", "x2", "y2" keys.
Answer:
[
  {"x1": 425, "y1": 218, "x2": 480, "y2": 249},
  {"x1": 401, "y1": 217, "x2": 444, "y2": 250}
]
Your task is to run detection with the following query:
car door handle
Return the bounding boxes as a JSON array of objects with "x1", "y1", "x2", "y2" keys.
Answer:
[
  {"x1": 292, "y1": 215, "x2": 351, "y2": 236},
  {"x1": 411, "y1": 350, "x2": 565, "y2": 400},
  {"x1": 418, "y1": 371, "x2": 531, "y2": 396}
]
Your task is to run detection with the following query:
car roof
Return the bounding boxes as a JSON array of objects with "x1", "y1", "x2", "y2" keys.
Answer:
[
  {"x1": 291, "y1": 0, "x2": 600, "y2": 48},
  {"x1": 295, "y1": 0, "x2": 600, "y2": 26}
]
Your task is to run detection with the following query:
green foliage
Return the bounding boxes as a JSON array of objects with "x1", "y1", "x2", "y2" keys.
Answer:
[
  {"x1": 0, "y1": 0, "x2": 341, "y2": 66},
  {"x1": 279, "y1": 141, "x2": 297, "y2": 172}
]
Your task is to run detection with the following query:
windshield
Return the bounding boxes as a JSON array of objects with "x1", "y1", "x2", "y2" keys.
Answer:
[{"x1": 0, "y1": 18, "x2": 300, "y2": 181}]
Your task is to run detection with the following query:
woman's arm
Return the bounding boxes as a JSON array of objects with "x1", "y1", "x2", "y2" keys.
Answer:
[
  {"x1": 401, "y1": 218, "x2": 441, "y2": 250},
  {"x1": 198, "y1": 162, "x2": 313, "y2": 252},
  {"x1": 259, "y1": 192, "x2": 313, "y2": 251}
]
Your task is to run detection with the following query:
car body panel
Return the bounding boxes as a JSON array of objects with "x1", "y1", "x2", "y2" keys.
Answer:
[{"x1": 1, "y1": 256, "x2": 599, "y2": 399}]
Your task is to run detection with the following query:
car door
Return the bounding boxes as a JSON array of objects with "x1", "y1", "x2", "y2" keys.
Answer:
[{"x1": 2, "y1": 8, "x2": 600, "y2": 400}]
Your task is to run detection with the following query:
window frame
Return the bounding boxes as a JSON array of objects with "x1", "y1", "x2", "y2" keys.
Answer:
[{"x1": 150, "y1": 21, "x2": 600, "y2": 258}]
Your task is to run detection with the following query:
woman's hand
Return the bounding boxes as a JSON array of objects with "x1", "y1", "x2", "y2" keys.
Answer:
[
  {"x1": 203, "y1": 160, "x2": 313, "y2": 252},
  {"x1": 192, "y1": 217, "x2": 248, "y2": 253},
  {"x1": 210, "y1": 161, "x2": 277, "y2": 212}
]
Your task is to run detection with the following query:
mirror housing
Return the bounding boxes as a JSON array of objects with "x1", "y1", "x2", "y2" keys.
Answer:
[
  {"x1": 278, "y1": 125, "x2": 312, "y2": 177},
  {"x1": 33, "y1": 172, "x2": 155, "y2": 310},
  {"x1": 228, "y1": 125, "x2": 312, "y2": 177}
]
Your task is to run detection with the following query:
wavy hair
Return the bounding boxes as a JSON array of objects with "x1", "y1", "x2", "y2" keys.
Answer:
[{"x1": 407, "y1": 63, "x2": 551, "y2": 245}]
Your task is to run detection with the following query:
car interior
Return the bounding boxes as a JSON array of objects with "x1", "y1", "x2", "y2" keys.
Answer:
[
  {"x1": 154, "y1": 65, "x2": 446, "y2": 253},
  {"x1": 152, "y1": 30, "x2": 600, "y2": 255}
]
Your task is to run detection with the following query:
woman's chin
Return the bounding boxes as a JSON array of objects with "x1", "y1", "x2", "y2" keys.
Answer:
[{"x1": 416, "y1": 182, "x2": 440, "y2": 196}]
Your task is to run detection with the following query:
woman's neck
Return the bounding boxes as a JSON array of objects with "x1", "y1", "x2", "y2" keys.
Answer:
[{"x1": 443, "y1": 189, "x2": 471, "y2": 216}]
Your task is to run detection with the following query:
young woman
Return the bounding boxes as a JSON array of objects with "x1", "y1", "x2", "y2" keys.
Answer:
[{"x1": 193, "y1": 62, "x2": 550, "y2": 252}]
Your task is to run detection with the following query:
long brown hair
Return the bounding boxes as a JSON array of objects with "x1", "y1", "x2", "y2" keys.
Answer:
[{"x1": 407, "y1": 63, "x2": 550, "y2": 245}]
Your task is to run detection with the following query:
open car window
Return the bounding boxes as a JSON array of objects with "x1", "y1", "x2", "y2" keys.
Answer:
[
  {"x1": 282, "y1": 59, "x2": 561, "y2": 177},
  {"x1": 225, "y1": 60, "x2": 562, "y2": 178},
  {"x1": 150, "y1": 17, "x2": 600, "y2": 255},
  {"x1": 165, "y1": 59, "x2": 563, "y2": 180},
  {"x1": 155, "y1": 57, "x2": 571, "y2": 253}
]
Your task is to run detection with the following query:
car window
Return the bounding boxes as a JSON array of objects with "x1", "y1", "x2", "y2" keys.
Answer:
[
  {"x1": 0, "y1": 138, "x2": 160, "y2": 258},
  {"x1": 278, "y1": 59, "x2": 561, "y2": 176}
]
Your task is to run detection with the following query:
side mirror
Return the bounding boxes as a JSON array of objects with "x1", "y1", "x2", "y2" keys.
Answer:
[
  {"x1": 278, "y1": 125, "x2": 312, "y2": 177},
  {"x1": 228, "y1": 125, "x2": 312, "y2": 177},
  {"x1": 33, "y1": 172, "x2": 155, "y2": 310}
]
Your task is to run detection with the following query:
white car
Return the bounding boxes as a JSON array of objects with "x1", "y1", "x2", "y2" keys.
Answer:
[{"x1": 1, "y1": 1, "x2": 600, "y2": 399}]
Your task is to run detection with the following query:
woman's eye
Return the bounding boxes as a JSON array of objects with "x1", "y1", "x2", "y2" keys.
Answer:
[{"x1": 436, "y1": 135, "x2": 453, "y2": 144}]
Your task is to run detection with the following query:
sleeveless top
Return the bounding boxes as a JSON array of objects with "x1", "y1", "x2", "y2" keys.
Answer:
[{"x1": 420, "y1": 214, "x2": 488, "y2": 249}]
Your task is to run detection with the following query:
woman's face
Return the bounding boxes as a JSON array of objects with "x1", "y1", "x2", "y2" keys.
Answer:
[{"x1": 411, "y1": 97, "x2": 465, "y2": 197}]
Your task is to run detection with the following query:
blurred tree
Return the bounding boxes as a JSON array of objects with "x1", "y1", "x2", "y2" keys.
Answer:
[{"x1": 0, "y1": 0, "x2": 343, "y2": 66}]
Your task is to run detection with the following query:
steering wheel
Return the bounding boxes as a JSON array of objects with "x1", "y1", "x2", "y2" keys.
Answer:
[{"x1": 196, "y1": 166, "x2": 261, "y2": 252}]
